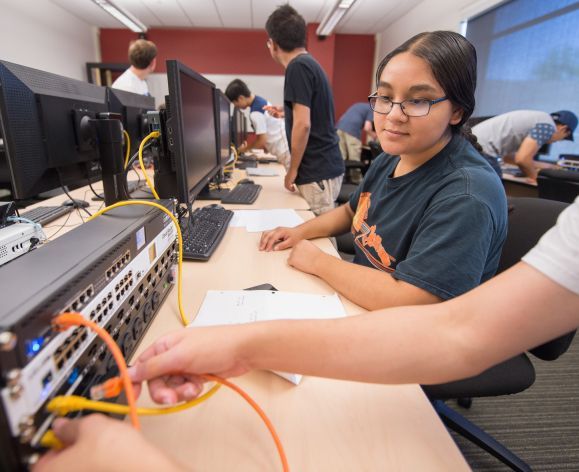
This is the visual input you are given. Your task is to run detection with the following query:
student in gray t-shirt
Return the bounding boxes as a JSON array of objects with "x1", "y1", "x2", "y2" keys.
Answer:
[{"x1": 472, "y1": 109, "x2": 577, "y2": 181}]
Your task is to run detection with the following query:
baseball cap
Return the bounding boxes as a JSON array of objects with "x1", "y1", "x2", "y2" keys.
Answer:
[{"x1": 551, "y1": 110, "x2": 577, "y2": 141}]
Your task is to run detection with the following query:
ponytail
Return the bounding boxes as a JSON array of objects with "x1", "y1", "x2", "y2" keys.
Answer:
[{"x1": 459, "y1": 124, "x2": 484, "y2": 155}]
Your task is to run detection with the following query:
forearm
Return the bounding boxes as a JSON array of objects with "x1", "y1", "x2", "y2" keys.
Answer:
[
  {"x1": 312, "y1": 253, "x2": 440, "y2": 310},
  {"x1": 515, "y1": 153, "x2": 538, "y2": 179},
  {"x1": 246, "y1": 135, "x2": 267, "y2": 151},
  {"x1": 289, "y1": 122, "x2": 309, "y2": 172},
  {"x1": 297, "y1": 204, "x2": 353, "y2": 240},
  {"x1": 242, "y1": 263, "x2": 579, "y2": 386},
  {"x1": 241, "y1": 305, "x2": 469, "y2": 385}
]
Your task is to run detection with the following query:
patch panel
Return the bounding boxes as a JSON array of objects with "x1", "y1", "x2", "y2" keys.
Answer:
[{"x1": 0, "y1": 201, "x2": 177, "y2": 471}]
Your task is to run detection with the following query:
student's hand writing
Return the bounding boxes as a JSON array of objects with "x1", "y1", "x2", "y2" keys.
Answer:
[
  {"x1": 259, "y1": 226, "x2": 304, "y2": 252},
  {"x1": 287, "y1": 240, "x2": 325, "y2": 275},
  {"x1": 263, "y1": 105, "x2": 284, "y2": 118},
  {"x1": 284, "y1": 168, "x2": 297, "y2": 192},
  {"x1": 33, "y1": 415, "x2": 184, "y2": 472},
  {"x1": 129, "y1": 327, "x2": 250, "y2": 405}
]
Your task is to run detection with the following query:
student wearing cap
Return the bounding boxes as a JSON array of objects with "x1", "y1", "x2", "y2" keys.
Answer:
[{"x1": 472, "y1": 109, "x2": 578, "y2": 182}]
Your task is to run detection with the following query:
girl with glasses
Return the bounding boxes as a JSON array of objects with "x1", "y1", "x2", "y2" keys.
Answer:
[{"x1": 259, "y1": 31, "x2": 508, "y2": 312}]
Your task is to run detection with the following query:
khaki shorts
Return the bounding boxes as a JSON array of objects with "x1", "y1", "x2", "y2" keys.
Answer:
[
  {"x1": 337, "y1": 129, "x2": 362, "y2": 161},
  {"x1": 297, "y1": 174, "x2": 344, "y2": 216}
]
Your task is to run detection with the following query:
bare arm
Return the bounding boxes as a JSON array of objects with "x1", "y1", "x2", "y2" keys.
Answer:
[
  {"x1": 288, "y1": 243, "x2": 441, "y2": 310},
  {"x1": 248, "y1": 262, "x2": 579, "y2": 384},
  {"x1": 244, "y1": 133, "x2": 267, "y2": 152},
  {"x1": 130, "y1": 262, "x2": 579, "y2": 401},
  {"x1": 514, "y1": 136, "x2": 540, "y2": 180},
  {"x1": 259, "y1": 204, "x2": 353, "y2": 251},
  {"x1": 285, "y1": 103, "x2": 310, "y2": 192}
]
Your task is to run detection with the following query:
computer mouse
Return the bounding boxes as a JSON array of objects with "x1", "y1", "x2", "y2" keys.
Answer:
[
  {"x1": 206, "y1": 203, "x2": 224, "y2": 209},
  {"x1": 238, "y1": 179, "x2": 254, "y2": 185}
]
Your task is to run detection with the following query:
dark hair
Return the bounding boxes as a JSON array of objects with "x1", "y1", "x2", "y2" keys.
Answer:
[
  {"x1": 225, "y1": 79, "x2": 251, "y2": 102},
  {"x1": 265, "y1": 5, "x2": 306, "y2": 52},
  {"x1": 129, "y1": 39, "x2": 157, "y2": 69},
  {"x1": 375, "y1": 31, "x2": 483, "y2": 153}
]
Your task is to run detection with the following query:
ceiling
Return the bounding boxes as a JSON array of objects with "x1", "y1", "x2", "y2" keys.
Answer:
[{"x1": 49, "y1": 0, "x2": 423, "y2": 34}]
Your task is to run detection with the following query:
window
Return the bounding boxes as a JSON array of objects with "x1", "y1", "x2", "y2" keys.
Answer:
[{"x1": 467, "y1": 0, "x2": 579, "y2": 160}]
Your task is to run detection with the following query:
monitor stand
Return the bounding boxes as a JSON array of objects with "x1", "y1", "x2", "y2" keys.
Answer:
[{"x1": 196, "y1": 183, "x2": 230, "y2": 201}]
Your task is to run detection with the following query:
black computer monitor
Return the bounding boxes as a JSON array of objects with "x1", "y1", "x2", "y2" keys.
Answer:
[
  {"x1": 216, "y1": 89, "x2": 232, "y2": 164},
  {"x1": 232, "y1": 107, "x2": 247, "y2": 150},
  {"x1": 161, "y1": 60, "x2": 221, "y2": 204},
  {"x1": 0, "y1": 60, "x2": 107, "y2": 200},
  {"x1": 106, "y1": 88, "x2": 155, "y2": 158}
]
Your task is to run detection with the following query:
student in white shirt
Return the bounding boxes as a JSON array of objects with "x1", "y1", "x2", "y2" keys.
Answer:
[
  {"x1": 111, "y1": 39, "x2": 157, "y2": 96},
  {"x1": 225, "y1": 79, "x2": 290, "y2": 167},
  {"x1": 35, "y1": 197, "x2": 579, "y2": 472}
]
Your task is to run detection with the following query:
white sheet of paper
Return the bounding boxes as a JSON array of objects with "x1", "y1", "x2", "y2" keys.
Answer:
[
  {"x1": 189, "y1": 290, "x2": 346, "y2": 384},
  {"x1": 246, "y1": 167, "x2": 279, "y2": 176},
  {"x1": 228, "y1": 209, "x2": 303, "y2": 232}
]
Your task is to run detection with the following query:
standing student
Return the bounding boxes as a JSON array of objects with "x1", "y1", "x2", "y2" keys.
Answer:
[
  {"x1": 264, "y1": 5, "x2": 345, "y2": 215},
  {"x1": 224, "y1": 79, "x2": 290, "y2": 167},
  {"x1": 34, "y1": 199, "x2": 579, "y2": 472},
  {"x1": 472, "y1": 109, "x2": 577, "y2": 182},
  {"x1": 260, "y1": 31, "x2": 507, "y2": 312},
  {"x1": 336, "y1": 102, "x2": 377, "y2": 183},
  {"x1": 111, "y1": 39, "x2": 157, "y2": 96}
]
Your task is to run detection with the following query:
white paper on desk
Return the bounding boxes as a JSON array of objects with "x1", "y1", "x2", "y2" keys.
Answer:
[
  {"x1": 228, "y1": 209, "x2": 303, "y2": 232},
  {"x1": 189, "y1": 290, "x2": 346, "y2": 384},
  {"x1": 246, "y1": 167, "x2": 279, "y2": 176}
]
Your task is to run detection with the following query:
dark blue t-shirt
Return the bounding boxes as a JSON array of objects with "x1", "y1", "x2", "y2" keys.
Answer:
[
  {"x1": 250, "y1": 95, "x2": 268, "y2": 115},
  {"x1": 349, "y1": 134, "x2": 508, "y2": 300},
  {"x1": 284, "y1": 54, "x2": 345, "y2": 185},
  {"x1": 337, "y1": 102, "x2": 374, "y2": 140}
]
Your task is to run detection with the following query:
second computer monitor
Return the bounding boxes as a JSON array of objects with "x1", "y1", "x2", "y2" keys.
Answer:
[
  {"x1": 106, "y1": 88, "x2": 155, "y2": 158},
  {"x1": 216, "y1": 89, "x2": 232, "y2": 164},
  {"x1": 0, "y1": 60, "x2": 106, "y2": 200},
  {"x1": 165, "y1": 60, "x2": 220, "y2": 204},
  {"x1": 232, "y1": 107, "x2": 247, "y2": 150}
]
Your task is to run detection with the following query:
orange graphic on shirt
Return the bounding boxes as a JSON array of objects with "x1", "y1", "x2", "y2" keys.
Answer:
[{"x1": 352, "y1": 192, "x2": 396, "y2": 272}]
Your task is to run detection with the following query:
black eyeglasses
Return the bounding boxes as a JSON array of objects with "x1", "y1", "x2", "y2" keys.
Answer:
[{"x1": 368, "y1": 93, "x2": 448, "y2": 117}]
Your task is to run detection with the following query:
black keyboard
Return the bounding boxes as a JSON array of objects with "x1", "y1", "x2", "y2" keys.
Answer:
[
  {"x1": 181, "y1": 206, "x2": 234, "y2": 261},
  {"x1": 20, "y1": 205, "x2": 74, "y2": 226},
  {"x1": 236, "y1": 160, "x2": 258, "y2": 169},
  {"x1": 221, "y1": 183, "x2": 262, "y2": 204}
]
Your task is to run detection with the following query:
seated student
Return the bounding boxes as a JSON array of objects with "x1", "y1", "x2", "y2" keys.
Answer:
[
  {"x1": 336, "y1": 102, "x2": 377, "y2": 183},
  {"x1": 111, "y1": 39, "x2": 157, "y2": 96},
  {"x1": 260, "y1": 31, "x2": 508, "y2": 311},
  {"x1": 35, "y1": 198, "x2": 579, "y2": 472},
  {"x1": 472, "y1": 109, "x2": 577, "y2": 182},
  {"x1": 224, "y1": 79, "x2": 290, "y2": 167}
]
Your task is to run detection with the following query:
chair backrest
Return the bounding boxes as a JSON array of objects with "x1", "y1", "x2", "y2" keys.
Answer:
[
  {"x1": 498, "y1": 197, "x2": 575, "y2": 360},
  {"x1": 537, "y1": 168, "x2": 579, "y2": 204}
]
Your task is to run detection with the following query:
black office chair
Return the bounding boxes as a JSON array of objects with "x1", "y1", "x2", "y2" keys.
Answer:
[
  {"x1": 423, "y1": 197, "x2": 575, "y2": 471},
  {"x1": 537, "y1": 168, "x2": 579, "y2": 203}
]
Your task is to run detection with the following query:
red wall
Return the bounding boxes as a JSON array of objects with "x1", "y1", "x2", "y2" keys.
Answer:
[
  {"x1": 333, "y1": 34, "x2": 375, "y2": 120},
  {"x1": 100, "y1": 28, "x2": 280, "y2": 75},
  {"x1": 99, "y1": 27, "x2": 375, "y2": 119}
]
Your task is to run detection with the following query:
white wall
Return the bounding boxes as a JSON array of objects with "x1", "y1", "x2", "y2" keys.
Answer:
[
  {"x1": 147, "y1": 73, "x2": 285, "y2": 111},
  {"x1": 0, "y1": 0, "x2": 99, "y2": 80},
  {"x1": 375, "y1": 0, "x2": 505, "y2": 62}
]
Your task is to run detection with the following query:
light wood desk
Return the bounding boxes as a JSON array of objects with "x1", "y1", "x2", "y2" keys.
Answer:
[
  {"x1": 22, "y1": 181, "x2": 469, "y2": 471},
  {"x1": 195, "y1": 164, "x2": 310, "y2": 210}
]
